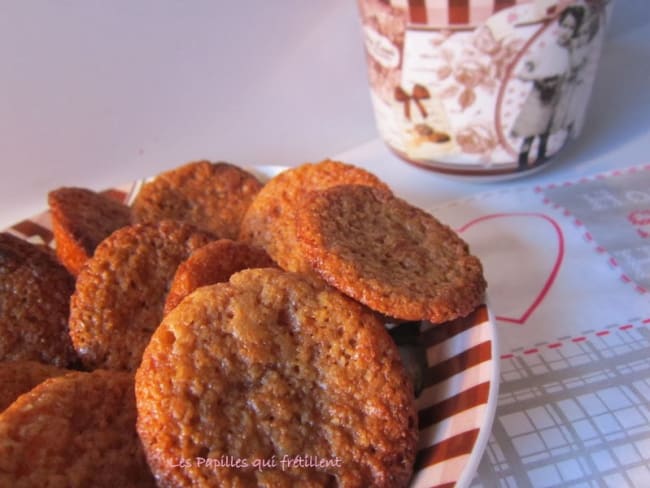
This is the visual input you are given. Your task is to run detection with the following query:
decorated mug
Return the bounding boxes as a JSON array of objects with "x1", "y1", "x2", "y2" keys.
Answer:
[{"x1": 358, "y1": 0, "x2": 614, "y2": 177}]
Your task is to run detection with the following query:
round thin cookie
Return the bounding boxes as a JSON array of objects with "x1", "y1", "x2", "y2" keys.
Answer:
[
  {"x1": 0, "y1": 232, "x2": 77, "y2": 367},
  {"x1": 136, "y1": 268, "x2": 417, "y2": 488},
  {"x1": 132, "y1": 160, "x2": 263, "y2": 239},
  {"x1": 0, "y1": 370, "x2": 155, "y2": 487},
  {"x1": 238, "y1": 159, "x2": 391, "y2": 273},
  {"x1": 69, "y1": 220, "x2": 214, "y2": 371},
  {"x1": 163, "y1": 239, "x2": 276, "y2": 315},
  {"x1": 48, "y1": 187, "x2": 132, "y2": 276},
  {"x1": 0, "y1": 360, "x2": 70, "y2": 413},
  {"x1": 296, "y1": 184, "x2": 486, "y2": 323}
]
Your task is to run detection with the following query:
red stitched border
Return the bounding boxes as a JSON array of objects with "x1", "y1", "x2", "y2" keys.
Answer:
[
  {"x1": 499, "y1": 318, "x2": 650, "y2": 359},
  {"x1": 539, "y1": 165, "x2": 650, "y2": 296}
]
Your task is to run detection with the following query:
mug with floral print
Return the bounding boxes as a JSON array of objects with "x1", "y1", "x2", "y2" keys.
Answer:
[{"x1": 358, "y1": 0, "x2": 613, "y2": 177}]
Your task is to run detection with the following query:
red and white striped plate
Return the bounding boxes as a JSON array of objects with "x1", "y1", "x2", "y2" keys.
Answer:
[
  {"x1": 4, "y1": 166, "x2": 499, "y2": 488},
  {"x1": 413, "y1": 306, "x2": 498, "y2": 488}
]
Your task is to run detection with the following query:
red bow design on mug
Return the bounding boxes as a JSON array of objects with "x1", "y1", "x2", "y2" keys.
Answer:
[{"x1": 394, "y1": 84, "x2": 430, "y2": 121}]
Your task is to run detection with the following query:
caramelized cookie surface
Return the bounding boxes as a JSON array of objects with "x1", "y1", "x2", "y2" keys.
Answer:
[
  {"x1": 239, "y1": 160, "x2": 390, "y2": 273},
  {"x1": 136, "y1": 268, "x2": 417, "y2": 488},
  {"x1": 132, "y1": 160, "x2": 262, "y2": 239},
  {"x1": 0, "y1": 370, "x2": 155, "y2": 487},
  {"x1": 0, "y1": 232, "x2": 77, "y2": 367},
  {"x1": 0, "y1": 360, "x2": 70, "y2": 413},
  {"x1": 164, "y1": 238, "x2": 276, "y2": 314},
  {"x1": 296, "y1": 184, "x2": 486, "y2": 323},
  {"x1": 69, "y1": 220, "x2": 214, "y2": 371},
  {"x1": 48, "y1": 187, "x2": 132, "y2": 276}
]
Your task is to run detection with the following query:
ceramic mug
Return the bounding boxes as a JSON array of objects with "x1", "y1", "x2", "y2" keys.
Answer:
[{"x1": 358, "y1": 0, "x2": 614, "y2": 177}]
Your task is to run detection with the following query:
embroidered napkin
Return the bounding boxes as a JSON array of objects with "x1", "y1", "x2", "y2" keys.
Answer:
[{"x1": 428, "y1": 165, "x2": 650, "y2": 487}]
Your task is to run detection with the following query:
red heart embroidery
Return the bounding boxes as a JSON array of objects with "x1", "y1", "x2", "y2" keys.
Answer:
[{"x1": 456, "y1": 212, "x2": 564, "y2": 325}]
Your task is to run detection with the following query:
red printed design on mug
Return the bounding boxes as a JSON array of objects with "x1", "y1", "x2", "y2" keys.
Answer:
[{"x1": 358, "y1": 0, "x2": 613, "y2": 177}]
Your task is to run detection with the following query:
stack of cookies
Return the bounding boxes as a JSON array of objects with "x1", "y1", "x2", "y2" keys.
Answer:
[{"x1": 0, "y1": 159, "x2": 486, "y2": 487}]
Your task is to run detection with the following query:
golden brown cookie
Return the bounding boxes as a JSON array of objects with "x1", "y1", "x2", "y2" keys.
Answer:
[
  {"x1": 48, "y1": 186, "x2": 132, "y2": 276},
  {"x1": 0, "y1": 360, "x2": 70, "y2": 413},
  {"x1": 69, "y1": 220, "x2": 214, "y2": 371},
  {"x1": 136, "y1": 268, "x2": 417, "y2": 488},
  {"x1": 163, "y1": 239, "x2": 276, "y2": 314},
  {"x1": 0, "y1": 232, "x2": 77, "y2": 367},
  {"x1": 132, "y1": 160, "x2": 263, "y2": 239},
  {"x1": 238, "y1": 159, "x2": 391, "y2": 273},
  {"x1": 296, "y1": 184, "x2": 486, "y2": 323},
  {"x1": 0, "y1": 370, "x2": 155, "y2": 487}
]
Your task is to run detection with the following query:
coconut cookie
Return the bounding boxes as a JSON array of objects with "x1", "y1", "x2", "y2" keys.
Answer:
[
  {"x1": 48, "y1": 187, "x2": 132, "y2": 276},
  {"x1": 0, "y1": 370, "x2": 155, "y2": 487},
  {"x1": 163, "y1": 239, "x2": 276, "y2": 314},
  {"x1": 136, "y1": 268, "x2": 417, "y2": 488},
  {"x1": 0, "y1": 232, "x2": 77, "y2": 367},
  {"x1": 132, "y1": 160, "x2": 263, "y2": 239},
  {"x1": 238, "y1": 159, "x2": 390, "y2": 273},
  {"x1": 69, "y1": 220, "x2": 214, "y2": 371},
  {"x1": 296, "y1": 184, "x2": 486, "y2": 323}
]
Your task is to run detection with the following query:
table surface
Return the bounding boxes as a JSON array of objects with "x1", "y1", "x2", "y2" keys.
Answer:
[{"x1": 1, "y1": 1, "x2": 650, "y2": 486}]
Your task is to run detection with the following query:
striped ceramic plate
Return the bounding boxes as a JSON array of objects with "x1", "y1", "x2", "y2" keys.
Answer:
[
  {"x1": 5, "y1": 166, "x2": 499, "y2": 488},
  {"x1": 412, "y1": 305, "x2": 498, "y2": 488}
]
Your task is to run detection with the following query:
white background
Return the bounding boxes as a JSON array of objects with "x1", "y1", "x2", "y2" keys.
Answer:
[{"x1": 1, "y1": 0, "x2": 649, "y2": 228}]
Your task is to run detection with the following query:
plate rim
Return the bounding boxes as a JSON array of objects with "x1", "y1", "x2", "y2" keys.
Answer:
[{"x1": 455, "y1": 302, "x2": 500, "y2": 488}]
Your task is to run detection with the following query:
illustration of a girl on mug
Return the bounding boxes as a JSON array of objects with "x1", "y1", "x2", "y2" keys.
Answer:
[
  {"x1": 552, "y1": 3, "x2": 603, "y2": 139},
  {"x1": 510, "y1": 5, "x2": 594, "y2": 170}
]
